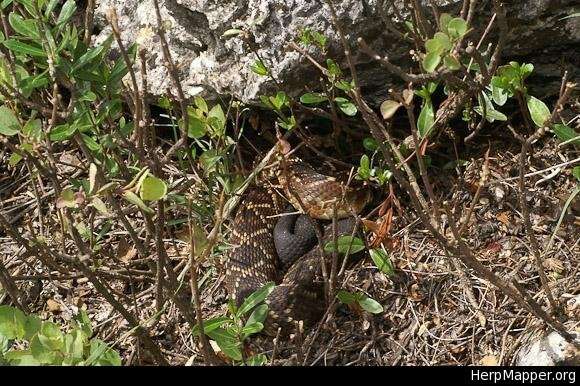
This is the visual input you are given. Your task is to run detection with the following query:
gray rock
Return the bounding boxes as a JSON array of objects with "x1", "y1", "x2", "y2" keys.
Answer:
[
  {"x1": 516, "y1": 331, "x2": 579, "y2": 366},
  {"x1": 93, "y1": 0, "x2": 580, "y2": 104}
]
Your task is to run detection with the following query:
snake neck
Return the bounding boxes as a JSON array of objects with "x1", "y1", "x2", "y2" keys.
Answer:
[
  {"x1": 255, "y1": 142, "x2": 371, "y2": 219},
  {"x1": 278, "y1": 158, "x2": 370, "y2": 220}
]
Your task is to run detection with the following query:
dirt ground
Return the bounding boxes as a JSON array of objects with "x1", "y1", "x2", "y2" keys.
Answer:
[{"x1": 1, "y1": 115, "x2": 578, "y2": 366}]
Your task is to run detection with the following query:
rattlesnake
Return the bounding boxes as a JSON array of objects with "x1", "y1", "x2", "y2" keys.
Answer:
[{"x1": 224, "y1": 151, "x2": 370, "y2": 335}]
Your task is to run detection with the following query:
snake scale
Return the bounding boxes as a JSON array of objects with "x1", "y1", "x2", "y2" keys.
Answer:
[{"x1": 224, "y1": 153, "x2": 370, "y2": 335}]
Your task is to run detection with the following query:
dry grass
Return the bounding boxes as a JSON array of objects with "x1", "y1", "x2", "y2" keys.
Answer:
[{"x1": 1, "y1": 129, "x2": 578, "y2": 365}]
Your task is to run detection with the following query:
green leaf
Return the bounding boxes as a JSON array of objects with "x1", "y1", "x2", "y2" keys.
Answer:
[
  {"x1": 139, "y1": 175, "x2": 167, "y2": 201},
  {"x1": 122, "y1": 190, "x2": 153, "y2": 214},
  {"x1": 417, "y1": 100, "x2": 435, "y2": 137},
  {"x1": 65, "y1": 329, "x2": 86, "y2": 361},
  {"x1": 380, "y1": 100, "x2": 401, "y2": 120},
  {"x1": 334, "y1": 97, "x2": 357, "y2": 116},
  {"x1": 96, "y1": 347, "x2": 122, "y2": 366},
  {"x1": 336, "y1": 290, "x2": 360, "y2": 305},
  {"x1": 473, "y1": 104, "x2": 503, "y2": 122},
  {"x1": 227, "y1": 299, "x2": 238, "y2": 317},
  {"x1": 208, "y1": 104, "x2": 226, "y2": 131},
  {"x1": 37, "y1": 322, "x2": 64, "y2": 351},
  {"x1": 299, "y1": 28, "x2": 313, "y2": 46},
  {"x1": 278, "y1": 115, "x2": 296, "y2": 131},
  {"x1": 241, "y1": 322, "x2": 264, "y2": 338},
  {"x1": 246, "y1": 354, "x2": 267, "y2": 366},
  {"x1": 56, "y1": 188, "x2": 77, "y2": 209},
  {"x1": 4, "y1": 349, "x2": 42, "y2": 365},
  {"x1": 493, "y1": 62, "x2": 534, "y2": 95},
  {"x1": 81, "y1": 134, "x2": 101, "y2": 152},
  {"x1": 527, "y1": 95, "x2": 551, "y2": 127},
  {"x1": 246, "y1": 304, "x2": 269, "y2": 327},
  {"x1": 425, "y1": 32, "x2": 451, "y2": 54},
  {"x1": 520, "y1": 63, "x2": 534, "y2": 78},
  {"x1": 23, "y1": 119, "x2": 41, "y2": 140},
  {"x1": 300, "y1": 92, "x2": 328, "y2": 104},
  {"x1": 199, "y1": 149, "x2": 222, "y2": 175},
  {"x1": 85, "y1": 339, "x2": 121, "y2": 366},
  {"x1": 56, "y1": 0, "x2": 77, "y2": 25},
  {"x1": 8, "y1": 13, "x2": 39, "y2": 39},
  {"x1": 447, "y1": 17, "x2": 468, "y2": 39},
  {"x1": 357, "y1": 154, "x2": 371, "y2": 180},
  {"x1": 369, "y1": 248, "x2": 394, "y2": 276},
  {"x1": 192, "y1": 317, "x2": 230, "y2": 336},
  {"x1": 49, "y1": 124, "x2": 76, "y2": 141},
  {"x1": 312, "y1": 31, "x2": 327, "y2": 48},
  {"x1": 259, "y1": 95, "x2": 274, "y2": 110},
  {"x1": 552, "y1": 124, "x2": 579, "y2": 145},
  {"x1": 250, "y1": 60, "x2": 268, "y2": 76},
  {"x1": 443, "y1": 54, "x2": 461, "y2": 70},
  {"x1": 474, "y1": 106, "x2": 507, "y2": 122},
  {"x1": 23, "y1": 314, "x2": 41, "y2": 341},
  {"x1": 3, "y1": 39, "x2": 45, "y2": 57},
  {"x1": 0, "y1": 305, "x2": 27, "y2": 340},
  {"x1": 45, "y1": 0, "x2": 60, "y2": 17},
  {"x1": 426, "y1": 82, "x2": 438, "y2": 94},
  {"x1": 323, "y1": 235, "x2": 365, "y2": 255},
  {"x1": 206, "y1": 328, "x2": 242, "y2": 361},
  {"x1": 439, "y1": 13, "x2": 453, "y2": 33},
  {"x1": 194, "y1": 96, "x2": 208, "y2": 114},
  {"x1": 335, "y1": 79, "x2": 354, "y2": 92},
  {"x1": 21, "y1": 72, "x2": 49, "y2": 96},
  {"x1": 8, "y1": 152, "x2": 22, "y2": 166},
  {"x1": 0, "y1": 105, "x2": 20, "y2": 136},
  {"x1": 71, "y1": 38, "x2": 111, "y2": 72},
  {"x1": 358, "y1": 296, "x2": 384, "y2": 314},
  {"x1": 188, "y1": 116, "x2": 206, "y2": 139},
  {"x1": 572, "y1": 166, "x2": 580, "y2": 181},
  {"x1": 84, "y1": 339, "x2": 108, "y2": 365},
  {"x1": 269, "y1": 91, "x2": 288, "y2": 110},
  {"x1": 363, "y1": 137, "x2": 378, "y2": 151},
  {"x1": 474, "y1": 92, "x2": 507, "y2": 123},
  {"x1": 326, "y1": 59, "x2": 342, "y2": 78},
  {"x1": 75, "y1": 310, "x2": 93, "y2": 338},
  {"x1": 360, "y1": 154, "x2": 371, "y2": 170},
  {"x1": 0, "y1": 333, "x2": 9, "y2": 353},
  {"x1": 376, "y1": 168, "x2": 392, "y2": 186},
  {"x1": 491, "y1": 83, "x2": 508, "y2": 106},
  {"x1": 422, "y1": 51, "x2": 441, "y2": 73},
  {"x1": 238, "y1": 282, "x2": 275, "y2": 316}
]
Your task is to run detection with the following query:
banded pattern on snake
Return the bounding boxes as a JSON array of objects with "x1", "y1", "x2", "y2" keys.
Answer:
[{"x1": 224, "y1": 155, "x2": 370, "y2": 335}]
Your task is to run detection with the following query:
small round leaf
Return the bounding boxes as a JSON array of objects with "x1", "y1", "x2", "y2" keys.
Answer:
[
  {"x1": 380, "y1": 100, "x2": 401, "y2": 120},
  {"x1": 422, "y1": 52, "x2": 441, "y2": 73},
  {"x1": 139, "y1": 175, "x2": 167, "y2": 201}
]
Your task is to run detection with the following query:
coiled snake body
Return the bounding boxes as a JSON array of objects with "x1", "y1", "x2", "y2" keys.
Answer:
[{"x1": 225, "y1": 156, "x2": 369, "y2": 335}]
